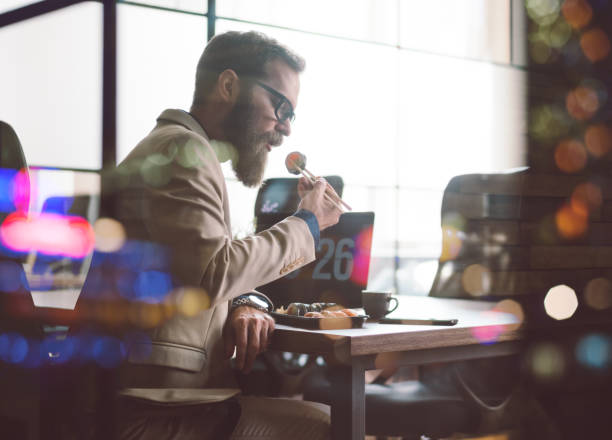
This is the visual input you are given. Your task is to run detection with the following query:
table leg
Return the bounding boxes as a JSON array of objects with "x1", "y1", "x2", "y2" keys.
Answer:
[{"x1": 329, "y1": 361, "x2": 366, "y2": 440}]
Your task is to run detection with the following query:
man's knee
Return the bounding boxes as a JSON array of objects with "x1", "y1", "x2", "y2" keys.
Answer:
[{"x1": 232, "y1": 396, "x2": 330, "y2": 440}]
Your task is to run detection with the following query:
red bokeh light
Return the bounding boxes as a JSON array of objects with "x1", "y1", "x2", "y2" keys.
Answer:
[
  {"x1": 350, "y1": 225, "x2": 373, "y2": 286},
  {"x1": 566, "y1": 87, "x2": 599, "y2": 121},
  {"x1": 580, "y1": 28, "x2": 611, "y2": 62},
  {"x1": 585, "y1": 124, "x2": 612, "y2": 158},
  {"x1": 0, "y1": 212, "x2": 95, "y2": 258},
  {"x1": 561, "y1": 0, "x2": 593, "y2": 29},
  {"x1": 554, "y1": 139, "x2": 587, "y2": 173}
]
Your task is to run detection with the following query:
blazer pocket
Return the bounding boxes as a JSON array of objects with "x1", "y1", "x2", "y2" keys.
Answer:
[{"x1": 128, "y1": 341, "x2": 207, "y2": 372}]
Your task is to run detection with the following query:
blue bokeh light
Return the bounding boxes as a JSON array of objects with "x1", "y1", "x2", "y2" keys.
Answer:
[
  {"x1": 40, "y1": 196, "x2": 74, "y2": 215},
  {"x1": 0, "y1": 333, "x2": 10, "y2": 360},
  {"x1": 576, "y1": 333, "x2": 611, "y2": 370},
  {"x1": 133, "y1": 270, "x2": 172, "y2": 303},
  {"x1": 0, "y1": 261, "x2": 26, "y2": 292},
  {"x1": 21, "y1": 340, "x2": 43, "y2": 369},
  {"x1": 92, "y1": 336, "x2": 126, "y2": 368},
  {"x1": 0, "y1": 168, "x2": 17, "y2": 212},
  {"x1": 42, "y1": 335, "x2": 76, "y2": 365},
  {"x1": 8, "y1": 334, "x2": 29, "y2": 364}
]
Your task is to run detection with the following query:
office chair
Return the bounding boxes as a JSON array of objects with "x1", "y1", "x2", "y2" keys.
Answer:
[
  {"x1": 302, "y1": 170, "x2": 543, "y2": 440},
  {"x1": 429, "y1": 170, "x2": 612, "y2": 438},
  {"x1": 0, "y1": 120, "x2": 41, "y2": 440},
  {"x1": 0, "y1": 122, "x2": 94, "y2": 440},
  {"x1": 238, "y1": 176, "x2": 344, "y2": 396}
]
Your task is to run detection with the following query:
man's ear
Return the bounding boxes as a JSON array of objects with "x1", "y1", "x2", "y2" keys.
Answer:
[{"x1": 217, "y1": 69, "x2": 240, "y2": 104}]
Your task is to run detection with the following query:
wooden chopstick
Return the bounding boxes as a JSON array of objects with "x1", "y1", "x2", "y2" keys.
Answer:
[
  {"x1": 301, "y1": 168, "x2": 353, "y2": 211},
  {"x1": 299, "y1": 170, "x2": 346, "y2": 212}
]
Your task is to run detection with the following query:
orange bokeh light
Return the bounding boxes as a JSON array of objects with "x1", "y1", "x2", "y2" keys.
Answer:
[
  {"x1": 554, "y1": 139, "x2": 587, "y2": 173},
  {"x1": 570, "y1": 182, "x2": 602, "y2": 217},
  {"x1": 566, "y1": 87, "x2": 599, "y2": 121},
  {"x1": 440, "y1": 226, "x2": 463, "y2": 262},
  {"x1": 580, "y1": 28, "x2": 611, "y2": 62},
  {"x1": 585, "y1": 124, "x2": 612, "y2": 157},
  {"x1": 561, "y1": 0, "x2": 593, "y2": 29},
  {"x1": 556, "y1": 203, "x2": 588, "y2": 239}
]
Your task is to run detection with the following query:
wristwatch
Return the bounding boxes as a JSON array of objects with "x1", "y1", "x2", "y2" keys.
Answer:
[{"x1": 231, "y1": 292, "x2": 274, "y2": 313}]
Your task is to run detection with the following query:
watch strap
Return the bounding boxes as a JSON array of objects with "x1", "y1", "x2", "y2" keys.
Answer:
[{"x1": 230, "y1": 292, "x2": 274, "y2": 313}]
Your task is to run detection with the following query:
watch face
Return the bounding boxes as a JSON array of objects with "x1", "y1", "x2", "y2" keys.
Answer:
[{"x1": 249, "y1": 294, "x2": 269, "y2": 310}]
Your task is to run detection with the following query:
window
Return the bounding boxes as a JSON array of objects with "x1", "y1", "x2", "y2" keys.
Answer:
[
  {"x1": 3, "y1": 0, "x2": 526, "y2": 298},
  {"x1": 117, "y1": 4, "x2": 207, "y2": 161},
  {"x1": 0, "y1": 2, "x2": 102, "y2": 169}
]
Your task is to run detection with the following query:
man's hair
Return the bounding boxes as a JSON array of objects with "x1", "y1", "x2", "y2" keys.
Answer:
[{"x1": 192, "y1": 31, "x2": 305, "y2": 107}]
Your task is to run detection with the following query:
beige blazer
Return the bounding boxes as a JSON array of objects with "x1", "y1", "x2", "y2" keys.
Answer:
[{"x1": 109, "y1": 109, "x2": 315, "y2": 400}]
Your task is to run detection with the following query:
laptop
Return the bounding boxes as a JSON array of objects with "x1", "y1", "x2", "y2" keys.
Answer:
[{"x1": 257, "y1": 211, "x2": 375, "y2": 308}]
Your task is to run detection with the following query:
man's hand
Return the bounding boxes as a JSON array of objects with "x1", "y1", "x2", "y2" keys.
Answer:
[
  {"x1": 297, "y1": 177, "x2": 342, "y2": 230},
  {"x1": 224, "y1": 306, "x2": 275, "y2": 374}
]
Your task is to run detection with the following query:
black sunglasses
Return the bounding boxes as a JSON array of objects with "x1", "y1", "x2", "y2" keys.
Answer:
[{"x1": 255, "y1": 81, "x2": 296, "y2": 124}]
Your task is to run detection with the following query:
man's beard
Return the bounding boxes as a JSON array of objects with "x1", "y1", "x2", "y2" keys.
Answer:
[{"x1": 223, "y1": 90, "x2": 282, "y2": 187}]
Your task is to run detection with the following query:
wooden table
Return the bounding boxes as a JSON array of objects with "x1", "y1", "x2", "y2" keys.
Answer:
[{"x1": 269, "y1": 296, "x2": 523, "y2": 440}]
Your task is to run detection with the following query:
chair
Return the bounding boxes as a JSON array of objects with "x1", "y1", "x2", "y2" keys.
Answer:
[
  {"x1": 0, "y1": 120, "x2": 40, "y2": 440},
  {"x1": 0, "y1": 122, "x2": 93, "y2": 440},
  {"x1": 237, "y1": 176, "x2": 344, "y2": 397},
  {"x1": 303, "y1": 169, "x2": 544, "y2": 439}
]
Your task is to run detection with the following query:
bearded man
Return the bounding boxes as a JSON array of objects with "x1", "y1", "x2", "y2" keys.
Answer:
[{"x1": 100, "y1": 31, "x2": 341, "y2": 439}]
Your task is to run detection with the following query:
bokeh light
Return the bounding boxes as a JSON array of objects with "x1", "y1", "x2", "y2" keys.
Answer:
[
  {"x1": 141, "y1": 154, "x2": 172, "y2": 187},
  {"x1": 472, "y1": 324, "x2": 505, "y2": 345},
  {"x1": 92, "y1": 336, "x2": 126, "y2": 368},
  {"x1": 555, "y1": 138, "x2": 587, "y2": 173},
  {"x1": 0, "y1": 333, "x2": 29, "y2": 365},
  {"x1": 471, "y1": 310, "x2": 505, "y2": 344},
  {"x1": 129, "y1": 302, "x2": 163, "y2": 328},
  {"x1": 530, "y1": 40, "x2": 553, "y2": 63},
  {"x1": 570, "y1": 182, "x2": 602, "y2": 217},
  {"x1": 561, "y1": 0, "x2": 593, "y2": 29},
  {"x1": 94, "y1": 301, "x2": 129, "y2": 326},
  {"x1": 0, "y1": 168, "x2": 30, "y2": 214},
  {"x1": 566, "y1": 87, "x2": 599, "y2": 121},
  {"x1": 174, "y1": 287, "x2": 211, "y2": 317},
  {"x1": 544, "y1": 284, "x2": 579, "y2": 320},
  {"x1": 526, "y1": 0, "x2": 561, "y2": 26},
  {"x1": 440, "y1": 226, "x2": 464, "y2": 261},
  {"x1": 555, "y1": 203, "x2": 588, "y2": 239},
  {"x1": 0, "y1": 212, "x2": 95, "y2": 258},
  {"x1": 177, "y1": 139, "x2": 209, "y2": 169},
  {"x1": 584, "y1": 277, "x2": 612, "y2": 310},
  {"x1": 461, "y1": 264, "x2": 491, "y2": 297},
  {"x1": 351, "y1": 225, "x2": 373, "y2": 286},
  {"x1": 550, "y1": 19, "x2": 573, "y2": 48},
  {"x1": 580, "y1": 28, "x2": 611, "y2": 62},
  {"x1": 0, "y1": 260, "x2": 27, "y2": 292},
  {"x1": 12, "y1": 169, "x2": 29, "y2": 212},
  {"x1": 575, "y1": 333, "x2": 611, "y2": 370},
  {"x1": 528, "y1": 17, "x2": 572, "y2": 63},
  {"x1": 584, "y1": 124, "x2": 612, "y2": 157},
  {"x1": 133, "y1": 270, "x2": 172, "y2": 303},
  {"x1": 94, "y1": 217, "x2": 126, "y2": 253},
  {"x1": 494, "y1": 299, "x2": 525, "y2": 331},
  {"x1": 527, "y1": 342, "x2": 566, "y2": 382},
  {"x1": 530, "y1": 105, "x2": 570, "y2": 141},
  {"x1": 41, "y1": 335, "x2": 76, "y2": 365}
]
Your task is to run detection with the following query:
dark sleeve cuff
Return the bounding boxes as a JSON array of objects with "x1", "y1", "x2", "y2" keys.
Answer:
[{"x1": 292, "y1": 209, "x2": 320, "y2": 248}]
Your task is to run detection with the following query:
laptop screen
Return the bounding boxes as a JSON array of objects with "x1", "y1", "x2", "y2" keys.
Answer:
[{"x1": 257, "y1": 211, "x2": 375, "y2": 308}]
